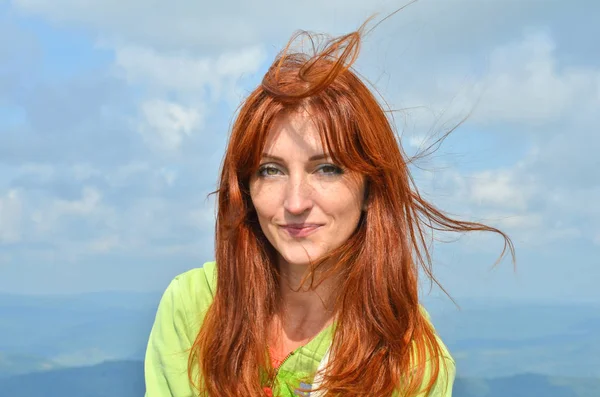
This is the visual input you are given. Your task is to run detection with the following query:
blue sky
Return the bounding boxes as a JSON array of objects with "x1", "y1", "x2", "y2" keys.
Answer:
[{"x1": 0, "y1": 0, "x2": 598, "y2": 303}]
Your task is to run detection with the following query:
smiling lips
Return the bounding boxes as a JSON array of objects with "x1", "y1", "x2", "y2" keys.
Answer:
[{"x1": 280, "y1": 223, "x2": 322, "y2": 238}]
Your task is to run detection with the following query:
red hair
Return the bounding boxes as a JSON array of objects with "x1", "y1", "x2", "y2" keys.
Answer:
[{"x1": 188, "y1": 16, "x2": 514, "y2": 397}]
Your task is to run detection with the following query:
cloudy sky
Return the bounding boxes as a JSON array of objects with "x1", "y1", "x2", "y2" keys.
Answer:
[{"x1": 1, "y1": 0, "x2": 598, "y2": 303}]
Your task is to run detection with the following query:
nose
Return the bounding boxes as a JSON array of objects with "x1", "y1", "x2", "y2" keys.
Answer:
[{"x1": 283, "y1": 174, "x2": 313, "y2": 215}]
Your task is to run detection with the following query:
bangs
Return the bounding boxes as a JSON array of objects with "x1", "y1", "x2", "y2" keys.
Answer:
[
  {"x1": 235, "y1": 96, "x2": 283, "y2": 182},
  {"x1": 304, "y1": 92, "x2": 377, "y2": 176},
  {"x1": 239, "y1": 95, "x2": 371, "y2": 182}
]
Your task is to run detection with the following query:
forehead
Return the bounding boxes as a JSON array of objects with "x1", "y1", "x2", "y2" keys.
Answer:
[{"x1": 263, "y1": 111, "x2": 325, "y2": 155}]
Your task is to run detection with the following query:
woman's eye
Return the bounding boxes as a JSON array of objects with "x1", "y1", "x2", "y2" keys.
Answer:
[
  {"x1": 258, "y1": 165, "x2": 282, "y2": 177},
  {"x1": 317, "y1": 164, "x2": 343, "y2": 175}
]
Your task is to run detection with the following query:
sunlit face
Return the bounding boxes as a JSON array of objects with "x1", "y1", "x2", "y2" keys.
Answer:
[{"x1": 249, "y1": 111, "x2": 366, "y2": 268}]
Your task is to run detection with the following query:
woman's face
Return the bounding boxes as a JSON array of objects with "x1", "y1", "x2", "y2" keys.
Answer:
[{"x1": 249, "y1": 111, "x2": 366, "y2": 268}]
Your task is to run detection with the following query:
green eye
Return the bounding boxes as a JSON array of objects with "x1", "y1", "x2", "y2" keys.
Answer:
[
  {"x1": 317, "y1": 164, "x2": 343, "y2": 175},
  {"x1": 258, "y1": 165, "x2": 282, "y2": 177}
]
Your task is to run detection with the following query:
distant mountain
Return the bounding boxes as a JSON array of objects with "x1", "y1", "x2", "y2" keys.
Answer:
[
  {"x1": 0, "y1": 360, "x2": 598, "y2": 397},
  {"x1": 0, "y1": 290, "x2": 161, "y2": 311},
  {"x1": 0, "y1": 352, "x2": 61, "y2": 379},
  {"x1": 421, "y1": 299, "x2": 600, "y2": 378},
  {"x1": 1, "y1": 291, "x2": 599, "y2": 378},
  {"x1": 455, "y1": 373, "x2": 600, "y2": 397},
  {"x1": 0, "y1": 291, "x2": 159, "y2": 366},
  {"x1": 0, "y1": 360, "x2": 144, "y2": 397}
]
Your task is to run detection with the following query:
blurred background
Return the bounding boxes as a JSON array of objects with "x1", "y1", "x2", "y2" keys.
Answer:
[{"x1": 0, "y1": 0, "x2": 598, "y2": 396}]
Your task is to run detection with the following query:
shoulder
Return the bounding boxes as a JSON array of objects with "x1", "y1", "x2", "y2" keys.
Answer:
[
  {"x1": 417, "y1": 305, "x2": 454, "y2": 361},
  {"x1": 145, "y1": 262, "x2": 216, "y2": 396},
  {"x1": 169, "y1": 261, "x2": 217, "y2": 299},
  {"x1": 156, "y1": 261, "x2": 217, "y2": 332},
  {"x1": 408, "y1": 305, "x2": 456, "y2": 396}
]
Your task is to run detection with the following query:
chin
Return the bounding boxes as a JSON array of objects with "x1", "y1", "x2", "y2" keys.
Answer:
[{"x1": 279, "y1": 248, "x2": 325, "y2": 267}]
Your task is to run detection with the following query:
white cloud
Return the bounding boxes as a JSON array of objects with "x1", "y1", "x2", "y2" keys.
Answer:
[
  {"x1": 87, "y1": 234, "x2": 120, "y2": 253},
  {"x1": 10, "y1": 0, "x2": 388, "y2": 50},
  {"x1": 189, "y1": 206, "x2": 216, "y2": 229},
  {"x1": 19, "y1": 163, "x2": 55, "y2": 180},
  {"x1": 107, "y1": 162, "x2": 150, "y2": 186},
  {"x1": 7, "y1": 170, "x2": 209, "y2": 260},
  {"x1": 113, "y1": 45, "x2": 265, "y2": 152},
  {"x1": 14, "y1": 0, "x2": 585, "y2": 56},
  {"x1": 493, "y1": 213, "x2": 543, "y2": 231},
  {"x1": 71, "y1": 164, "x2": 102, "y2": 181},
  {"x1": 468, "y1": 169, "x2": 535, "y2": 211},
  {"x1": 403, "y1": 31, "x2": 600, "y2": 128},
  {"x1": 137, "y1": 99, "x2": 203, "y2": 151},
  {"x1": 396, "y1": 28, "x2": 599, "y2": 250},
  {"x1": 113, "y1": 45, "x2": 265, "y2": 96},
  {"x1": 159, "y1": 167, "x2": 177, "y2": 187},
  {"x1": 30, "y1": 186, "x2": 110, "y2": 237},
  {"x1": 0, "y1": 189, "x2": 23, "y2": 243},
  {"x1": 54, "y1": 187, "x2": 101, "y2": 216},
  {"x1": 416, "y1": 160, "x2": 588, "y2": 248},
  {"x1": 421, "y1": 166, "x2": 535, "y2": 214},
  {"x1": 471, "y1": 32, "x2": 600, "y2": 125},
  {"x1": 407, "y1": 134, "x2": 427, "y2": 149}
]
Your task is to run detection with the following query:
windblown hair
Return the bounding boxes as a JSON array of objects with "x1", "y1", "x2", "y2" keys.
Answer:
[{"x1": 188, "y1": 16, "x2": 514, "y2": 397}]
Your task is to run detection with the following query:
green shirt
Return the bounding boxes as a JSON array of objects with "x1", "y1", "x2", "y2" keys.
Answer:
[{"x1": 144, "y1": 261, "x2": 455, "y2": 396}]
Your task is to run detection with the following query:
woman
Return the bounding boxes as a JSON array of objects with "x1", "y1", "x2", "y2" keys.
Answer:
[{"x1": 144, "y1": 18, "x2": 513, "y2": 397}]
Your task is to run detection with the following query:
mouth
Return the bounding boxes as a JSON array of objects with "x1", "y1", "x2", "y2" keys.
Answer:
[{"x1": 280, "y1": 224, "x2": 323, "y2": 238}]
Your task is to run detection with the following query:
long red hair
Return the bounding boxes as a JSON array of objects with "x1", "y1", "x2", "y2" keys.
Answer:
[{"x1": 188, "y1": 16, "x2": 514, "y2": 397}]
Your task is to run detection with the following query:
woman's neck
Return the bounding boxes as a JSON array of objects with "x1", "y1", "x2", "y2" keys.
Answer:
[{"x1": 270, "y1": 259, "x2": 336, "y2": 353}]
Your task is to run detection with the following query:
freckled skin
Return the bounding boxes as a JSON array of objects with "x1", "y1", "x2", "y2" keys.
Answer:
[{"x1": 249, "y1": 112, "x2": 366, "y2": 268}]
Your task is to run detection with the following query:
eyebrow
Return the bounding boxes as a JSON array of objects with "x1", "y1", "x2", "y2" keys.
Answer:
[{"x1": 261, "y1": 153, "x2": 330, "y2": 162}]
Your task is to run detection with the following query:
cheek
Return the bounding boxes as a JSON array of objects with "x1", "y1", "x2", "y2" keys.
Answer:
[
  {"x1": 250, "y1": 183, "x2": 279, "y2": 222},
  {"x1": 339, "y1": 201, "x2": 363, "y2": 229},
  {"x1": 324, "y1": 185, "x2": 364, "y2": 219}
]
